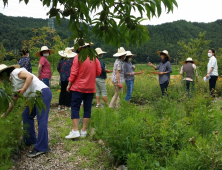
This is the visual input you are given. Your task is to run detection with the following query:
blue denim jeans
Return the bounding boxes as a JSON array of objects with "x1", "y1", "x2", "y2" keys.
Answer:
[
  {"x1": 41, "y1": 78, "x2": 50, "y2": 87},
  {"x1": 125, "y1": 79, "x2": 134, "y2": 101}
]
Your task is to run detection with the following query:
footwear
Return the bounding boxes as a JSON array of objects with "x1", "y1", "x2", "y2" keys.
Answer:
[
  {"x1": 65, "y1": 130, "x2": 80, "y2": 139},
  {"x1": 96, "y1": 104, "x2": 103, "y2": 108},
  {"x1": 27, "y1": 148, "x2": 45, "y2": 158},
  {"x1": 80, "y1": 130, "x2": 87, "y2": 137}
]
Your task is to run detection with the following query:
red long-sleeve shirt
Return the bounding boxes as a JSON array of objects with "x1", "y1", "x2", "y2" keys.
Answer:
[{"x1": 69, "y1": 54, "x2": 101, "y2": 93}]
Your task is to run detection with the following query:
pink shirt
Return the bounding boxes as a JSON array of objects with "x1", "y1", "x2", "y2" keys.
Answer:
[
  {"x1": 39, "y1": 56, "x2": 51, "y2": 79},
  {"x1": 69, "y1": 54, "x2": 101, "y2": 93}
]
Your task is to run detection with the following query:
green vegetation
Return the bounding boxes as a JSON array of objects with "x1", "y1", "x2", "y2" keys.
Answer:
[{"x1": 1, "y1": 13, "x2": 222, "y2": 64}]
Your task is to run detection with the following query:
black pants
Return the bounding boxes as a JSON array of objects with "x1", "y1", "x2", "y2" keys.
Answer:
[
  {"x1": 160, "y1": 80, "x2": 169, "y2": 96},
  {"x1": 209, "y1": 76, "x2": 218, "y2": 96},
  {"x1": 185, "y1": 80, "x2": 194, "y2": 92},
  {"x1": 59, "y1": 81, "x2": 72, "y2": 107}
]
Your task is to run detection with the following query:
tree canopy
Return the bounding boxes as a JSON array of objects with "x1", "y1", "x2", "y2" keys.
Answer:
[{"x1": 2, "y1": 0, "x2": 178, "y2": 60}]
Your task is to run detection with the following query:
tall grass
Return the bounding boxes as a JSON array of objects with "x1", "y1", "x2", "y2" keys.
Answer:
[{"x1": 90, "y1": 72, "x2": 222, "y2": 169}]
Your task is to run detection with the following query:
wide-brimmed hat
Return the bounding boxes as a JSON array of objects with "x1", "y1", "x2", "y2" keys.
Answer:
[
  {"x1": 58, "y1": 47, "x2": 77, "y2": 58},
  {"x1": 73, "y1": 38, "x2": 94, "y2": 48},
  {"x1": 126, "y1": 51, "x2": 136, "y2": 57},
  {"x1": 182, "y1": 57, "x2": 197, "y2": 65},
  {"x1": 0, "y1": 64, "x2": 20, "y2": 73},
  {"x1": 113, "y1": 47, "x2": 127, "y2": 57},
  {"x1": 157, "y1": 50, "x2": 171, "y2": 61},
  {"x1": 36, "y1": 46, "x2": 54, "y2": 57},
  {"x1": 95, "y1": 48, "x2": 107, "y2": 55}
]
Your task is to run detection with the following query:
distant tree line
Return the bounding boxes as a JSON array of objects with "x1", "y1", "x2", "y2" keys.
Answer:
[{"x1": 0, "y1": 13, "x2": 222, "y2": 64}]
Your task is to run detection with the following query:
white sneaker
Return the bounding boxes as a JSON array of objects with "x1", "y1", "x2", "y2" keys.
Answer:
[
  {"x1": 96, "y1": 104, "x2": 100, "y2": 108},
  {"x1": 80, "y1": 130, "x2": 87, "y2": 137},
  {"x1": 65, "y1": 130, "x2": 80, "y2": 139}
]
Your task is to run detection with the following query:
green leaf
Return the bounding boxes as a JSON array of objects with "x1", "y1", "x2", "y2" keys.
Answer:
[{"x1": 56, "y1": 14, "x2": 61, "y2": 26}]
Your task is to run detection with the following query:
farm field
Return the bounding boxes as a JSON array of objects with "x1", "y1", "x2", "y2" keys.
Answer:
[{"x1": 2, "y1": 64, "x2": 222, "y2": 169}]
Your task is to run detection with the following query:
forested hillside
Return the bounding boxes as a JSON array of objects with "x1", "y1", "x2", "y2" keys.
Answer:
[{"x1": 1, "y1": 13, "x2": 222, "y2": 63}]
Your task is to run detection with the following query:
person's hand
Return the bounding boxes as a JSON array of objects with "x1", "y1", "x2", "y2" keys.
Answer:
[
  {"x1": 140, "y1": 71, "x2": 144, "y2": 74},
  {"x1": 66, "y1": 84, "x2": 71, "y2": 93},
  {"x1": 132, "y1": 65, "x2": 135, "y2": 69},
  {"x1": 108, "y1": 70, "x2": 113, "y2": 73},
  {"x1": 1, "y1": 113, "x2": 5, "y2": 118},
  {"x1": 148, "y1": 62, "x2": 152, "y2": 66},
  {"x1": 159, "y1": 72, "x2": 165, "y2": 75},
  {"x1": 206, "y1": 74, "x2": 210, "y2": 78},
  {"x1": 17, "y1": 88, "x2": 26, "y2": 95}
]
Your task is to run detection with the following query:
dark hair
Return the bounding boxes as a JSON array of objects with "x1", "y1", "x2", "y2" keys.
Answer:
[
  {"x1": 0, "y1": 67, "x2": 15, "y2": 78},
  {"x1": 160, "y1": 52, "x2": 169, "y2": 61},
  {"x1": 19, "y1": 48, "x2": 29, "y2": 56},
  {"x1": 210, "y1": 49, "x2": 216, "y2": 57},
  {"x1": 40, "y1": 50, "x2": 50, "y2": 56},
  {"x1": 124, "y1": 56, "x2": 130, "y2": 62}
]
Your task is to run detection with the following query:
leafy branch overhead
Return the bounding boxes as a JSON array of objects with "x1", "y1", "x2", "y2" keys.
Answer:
[{"x1": 3, "y1": 0, "x2": 178, "y2": 47}]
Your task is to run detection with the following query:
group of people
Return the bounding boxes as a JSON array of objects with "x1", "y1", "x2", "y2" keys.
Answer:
[{"x1": 0, "y1": 40, "x2": 218, "y2": 158}]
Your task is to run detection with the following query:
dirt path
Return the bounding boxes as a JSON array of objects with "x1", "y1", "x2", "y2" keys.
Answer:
[{"x1": 10, "y1": 108, "x2": 108, "y2": 170}]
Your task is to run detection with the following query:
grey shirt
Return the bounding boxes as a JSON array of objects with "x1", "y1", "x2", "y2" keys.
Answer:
[
  {"x1": 156, "y1": 61, "x2": 172, "y2": 84},
  {"x1": 123, "y1": 61, "x2": 135, "y2": 81}
]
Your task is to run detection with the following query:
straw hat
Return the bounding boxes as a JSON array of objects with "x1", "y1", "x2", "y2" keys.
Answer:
[
  {"x1": 73, "y1": 38, "x2": 94, "y2": 48},
  {"x1": 95, "y1": 48, "x2": 107, "y2": 55},
  {"x1": 113, "y1": 47, "x2": 127, "y2": 57},
  {"x1": 182, "y1": 57, "x2": 197, "y2": 65},
  {"x1": 157, "y1": 50, "x2": 171, "y2": 61},
  {"x1": 126, "y1": 51, "x2": 136, "y2": 57},
  {"x1": 36, "y1": 46, "x2": 54, "y2": 57},
  {"x1": 58, "y1": 47, "x2": 77, "y2": 58},
  {"x1": 0, "y1": 64, "x2": 20, "y2": 73}
]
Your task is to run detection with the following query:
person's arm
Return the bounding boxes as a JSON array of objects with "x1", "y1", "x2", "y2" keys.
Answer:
[
  {"x1": 148, "y1": 62, "x2": 157, "y2": 70},
  {"x1": 127, "y1": 71, "x2": 144, "y2": 75},
  {"x1": 38, "y1": 64, "x2": 42, "y2": 78},
  {"x1": 206, "y1": 59, "x2": 216, "y2": 78},
  {"x1": 17, "y1": 71, "x2": 34, "y2": 95},
  {"x1": 67, "y1": 55, "x2": 80, "y2": 92},
  {"x1": 180, "y1": 66, "x2": 183, "y2": 75},
  {"x1": 116, "y1": 70, "x2": 121, "y2": 85},
  {"x1": 1, "y1": 96, "x2": 19, "y2": 118},
  {"x1": 96, "y1": 58, "x2": 102, "y2": 77},
  {"x1": 104, "y1": 69, "x2": 112, "y2": 73}
]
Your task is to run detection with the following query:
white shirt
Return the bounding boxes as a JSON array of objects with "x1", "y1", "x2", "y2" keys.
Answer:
[
  {"x1": 208, "y1": 56, "x2": 218, "y2": 76},
  {"x1": 180, "y1": 64, "x2": 198, "y2": 81},
  {"x1": 10, "y1": 68, "x2": 48, "y2": 97}
]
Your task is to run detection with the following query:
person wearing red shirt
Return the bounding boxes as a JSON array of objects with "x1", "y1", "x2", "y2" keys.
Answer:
[
  {"x1": 66, "y1": 41, "x2": 101, "y2": 139},
  {"x1": 36, "y1": 46, "x2": 54, "y2": 87}
]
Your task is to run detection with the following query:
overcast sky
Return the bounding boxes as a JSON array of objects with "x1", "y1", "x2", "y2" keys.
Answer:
[{"x1": 0, "y1": 0, "x2": 222, "y2": 25}]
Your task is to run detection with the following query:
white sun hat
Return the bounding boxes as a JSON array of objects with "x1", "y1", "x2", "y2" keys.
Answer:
[
  {"x1": 36, "y1": 46, "x2": 54, "y2": 57},
  {"x1": 0, "y1": 64, "x2": 20, "y2": 73},
  {"x1": 95, "y1": 48, "x2": 107, "y2": 55},
  {"x1": 113, "y1": 47, "x2": 127, "y2": 57},
  {"x1": 126, "y1": 51, "x2": 136, "y2": 57},
  {"x1": 58, "y1": 47, "x2": 77, "y2": 58},
  {"x1": 182, "y1": 57, "x2": 197, "y2": 65},
  {"x1": 157, "y1": 50, "x2": 171, "y2": 61},
  {"x1": 73, "y1": 38, "x2": 94, "y2": 48}
]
